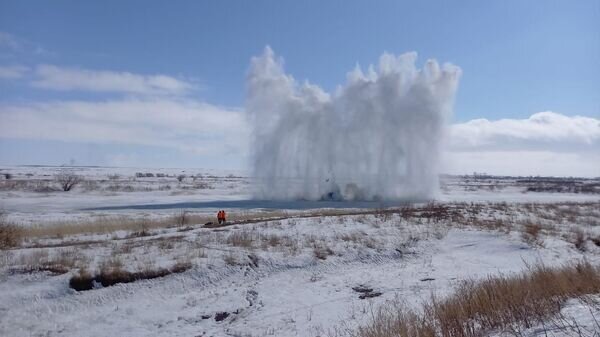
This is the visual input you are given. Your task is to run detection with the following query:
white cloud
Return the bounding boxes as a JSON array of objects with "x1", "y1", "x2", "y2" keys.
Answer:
[
  {"x1": 0, "y1": 65, "x2": 29, "y2": 79},
  {"x1": 0, "y1": 98, "x2": 248, "y2": 157},
  {"x1": 31, "y1": 65, "x2": 196, "y2": 96},
  {"x1": 449, "y1": 111, "x2": 600, "y2": 151},
  {"x1": 445, "y1": 112, "x2": 600, "y2": 177}
]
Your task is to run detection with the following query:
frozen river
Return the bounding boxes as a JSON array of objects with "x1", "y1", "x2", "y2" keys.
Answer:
[{"x1": 85, "y1": 199, "x2": 407, "y2": 211}]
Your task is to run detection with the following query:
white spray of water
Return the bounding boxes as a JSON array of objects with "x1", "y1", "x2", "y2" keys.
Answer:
[{"x1": 246, "y1": 47, "x2": 461, "y2": 201}]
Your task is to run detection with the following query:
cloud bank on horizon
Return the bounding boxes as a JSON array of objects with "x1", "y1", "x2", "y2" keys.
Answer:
[
  {"x1": 451, "y1": 111, "x2": 599, "y2": 151},
  {"x1": 447, "y1": 111, "x2": 600, "y2": 177}
]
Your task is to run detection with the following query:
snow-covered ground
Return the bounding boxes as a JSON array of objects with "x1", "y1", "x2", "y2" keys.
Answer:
[
  {"x1": 0, "y1": 166, "x2": 250, "y2": 224},
  {"x1": 1, "y1": 166, "x2": 599, "y2": 336},
  {"x1": 1, "y1": 166, "x2": 598, "y2": 225}
]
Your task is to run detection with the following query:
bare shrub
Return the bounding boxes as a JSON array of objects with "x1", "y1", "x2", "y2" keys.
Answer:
[
  {"x1": 356, "y1": 262, "x2": 600, "y2": 337},
  {"x1": 177, "y1": 174, "x2": 186, "y2": 182},
  {"x1": 55, "y1": 171, "x2": 83, "y2": 191},
  {"x1": 0, "y1": 213, "x2": 22, "y2": 249}
]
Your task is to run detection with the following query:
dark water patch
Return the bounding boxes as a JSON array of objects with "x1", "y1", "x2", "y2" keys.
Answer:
[
  {"x1": 69, "y1": 262, "x2": 192, "y2": 291},
  {"x1": 84, "y1": 199, "x2": 411, "y2": 211}
]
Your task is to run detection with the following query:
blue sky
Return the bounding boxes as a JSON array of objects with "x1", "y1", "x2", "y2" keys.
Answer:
[{"x1": 0, "y1": 1, "x2": 599, "y2": 175}]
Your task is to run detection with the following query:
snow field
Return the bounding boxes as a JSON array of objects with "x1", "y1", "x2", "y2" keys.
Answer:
[{"x1": 1, "y1": 201, "x2": 600, "y2": 336}]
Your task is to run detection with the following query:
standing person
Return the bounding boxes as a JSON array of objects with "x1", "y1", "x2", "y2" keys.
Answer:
[
  {"x1": 221, "y1": 210, "x2": 227, "y2": 224},
  {"x1": 217, "y1": 210, "x2": 223, "y2": 225}
]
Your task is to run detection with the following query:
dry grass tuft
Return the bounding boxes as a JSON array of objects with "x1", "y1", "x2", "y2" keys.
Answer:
[
  {"x1": 11, "y1": 248, "x2": 85, "y2": 274},
  {"x1": 0, "y1": 223, "x2": 22, "y2": 249},
  {"x1": 337, "y1": 231, "x2": 379, "y2": 249},
  {"x1": 259, "y1": 233, "x2": 284, "y2": 250},
  {"x1": 356, "y1": 262, "x2": 600, "y2": 337},
  {"x1": 128, "y1": 222, "x2": 151, "y2": 238},
  {"x1": 0, "y1": 213, "x2": 22, "y2": 249},
  {"x1": 313, "y1": 242, "x2": 334, "y2": 260},
  {"x1": 570, "y1": 228, "x2": 588, "y2": 252},
  {"x1": 223, "y1": 253, "x2": 239, "y2": 266},
  {"x1": 226, "y1": 229, "x2": 255, "y2": 248},
  {"x1": 23, "y1": 213, "x2": 214, "y2": 239},
  {"x1": 521, "y1": 222, "x2": 543, "y2": 247},
  {"x1": 265, "y1": 233, "x2": 281, "y2": 247}
]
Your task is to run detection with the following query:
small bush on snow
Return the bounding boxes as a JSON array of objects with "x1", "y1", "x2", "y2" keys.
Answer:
[{"x1": 55, "y1": 171, "x2": 83, "y2": 192}]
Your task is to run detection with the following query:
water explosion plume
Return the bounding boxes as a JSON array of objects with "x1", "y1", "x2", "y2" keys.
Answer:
[{"x1": 246, "y1": 47, "x2": 461, "y2": 201}]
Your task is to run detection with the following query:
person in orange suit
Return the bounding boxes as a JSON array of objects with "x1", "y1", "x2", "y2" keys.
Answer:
[{"x1": 217, "y1": 210, "x2": 227, "y2": 225}]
